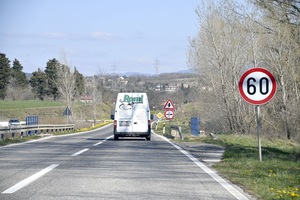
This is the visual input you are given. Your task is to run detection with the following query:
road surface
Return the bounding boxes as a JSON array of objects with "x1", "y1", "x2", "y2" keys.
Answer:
[{"x1": 0, "y1": 124, "x2": 254, "y2": 200}]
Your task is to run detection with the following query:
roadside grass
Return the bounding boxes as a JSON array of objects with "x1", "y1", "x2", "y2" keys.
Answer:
[
  {"x1": 196, "y1": 134, "x2": 300, "y2": 200},
  {"x1": 153, "y1": 121, "x2": 300, "y2": 200},
  {"x1": 0, "y1": 135, "x2": 41, "y2": 146},
  {"x1": 53, "y1": 120, "x2": 111, "y2": 136}
]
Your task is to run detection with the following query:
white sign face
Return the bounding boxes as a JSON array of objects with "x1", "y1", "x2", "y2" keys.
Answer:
[
  {"x1": 239, "y1": 68, "x2": 276, "y2": 105},
  {"x1": 164, "y1": 110, "x2": 174, "y2": 119}
]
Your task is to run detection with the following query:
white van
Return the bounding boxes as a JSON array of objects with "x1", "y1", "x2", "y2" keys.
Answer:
[{"x1": 111, "y1": 93, "x2": 153, "y2": 140}]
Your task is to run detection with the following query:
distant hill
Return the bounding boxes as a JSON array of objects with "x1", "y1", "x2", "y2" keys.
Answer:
[
  {"x1": 115, "y1": 69, "x2": 192, "y2": 77},
  {"x1": 25, "y1": 69, "x2": 193, "y2": 78}
]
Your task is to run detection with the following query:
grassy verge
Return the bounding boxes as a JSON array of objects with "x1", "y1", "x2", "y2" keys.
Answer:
[
  {"x1": 0, "y1": 135, "x2": 41, "y2": 146},
  {"x1": 193, "y1": 134, "x2": 300, "y2": 200},
  {"x1": 153, "y1": 121, "x2": 300, "y2": 199},
  {"x1": 53, "y1": 121, "x2": 111, "y2": 136}
]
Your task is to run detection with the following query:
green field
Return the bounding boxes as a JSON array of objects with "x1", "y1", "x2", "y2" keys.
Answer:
[
  {"x1": 0, "y1": 100, "x2": 64, "y2": 110},
  {"x1": 0, "y1": 100, "x2": 112, "y2": 124}
]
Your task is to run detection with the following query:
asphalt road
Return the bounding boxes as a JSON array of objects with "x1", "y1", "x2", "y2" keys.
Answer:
[{"x1": 0, "y1": 124, "x2": 255, "y2": 200}]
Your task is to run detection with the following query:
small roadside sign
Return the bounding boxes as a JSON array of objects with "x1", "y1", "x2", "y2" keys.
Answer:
[
  {"x1": 164, "y1": 110, "x2": 174, "y2": 120},
  {"x1": 157, "y1": 112, "x2": 164, "y2": 119},
  {"x1": 63, "y1": 107, "x2": 72, "y2": 116},
  {"x1": 164, "y1": 99, "x2": 175, "y2": 110}
]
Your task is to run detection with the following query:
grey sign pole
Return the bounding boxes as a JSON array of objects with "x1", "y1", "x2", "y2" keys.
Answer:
[
  {"x1": 63, "y1": 107, "x2": 72, "y2": 124},
  {"x1": 255, "y1": 105, "x2": 262, "y2": 162},
  {"x1": 240, "y1": 68, "x2": 277, "y2": 162}
]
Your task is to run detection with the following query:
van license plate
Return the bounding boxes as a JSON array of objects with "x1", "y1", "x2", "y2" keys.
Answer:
[{"x1": 120, "y1": 121, "x2": 130, "y2": 126}]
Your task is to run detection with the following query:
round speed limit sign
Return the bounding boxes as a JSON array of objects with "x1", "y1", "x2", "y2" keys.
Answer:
[{"x1": 239, "y1": 68, "x2": 276, "y2": 105}]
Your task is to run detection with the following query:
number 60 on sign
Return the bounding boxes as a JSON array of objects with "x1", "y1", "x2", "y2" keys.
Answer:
[{"x1": 239, "y1": 68, "x2": 276, "y2": 105}]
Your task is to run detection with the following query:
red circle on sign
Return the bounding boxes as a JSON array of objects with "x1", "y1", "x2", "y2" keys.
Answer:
[
  {"x1": 239, "y1": 68, "x2": 276, "y2": 105},
  {"x1": 164, "y1": 110, "x2": 174, "y2": 119}
]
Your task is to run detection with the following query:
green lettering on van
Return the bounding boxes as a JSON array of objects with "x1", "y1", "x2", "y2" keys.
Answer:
[{"x1": 123, "y1": 95, "x2": 143, "y2": 103}]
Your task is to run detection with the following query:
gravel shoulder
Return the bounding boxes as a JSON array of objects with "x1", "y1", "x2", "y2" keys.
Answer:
[{"x1": 174, "y1": 141, "x2": 225, "y2": 166}]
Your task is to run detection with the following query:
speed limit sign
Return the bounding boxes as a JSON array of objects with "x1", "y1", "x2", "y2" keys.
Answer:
[{"x1": 239, "y1": 68, "x2": 276, "y2": 105}]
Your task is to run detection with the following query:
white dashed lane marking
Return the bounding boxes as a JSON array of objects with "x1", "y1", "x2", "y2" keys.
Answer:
[
  {"x1": 93, "y1": 135, "x2": 113, "y2": 146},
  {"x1": 2, "y1": 164, "x2": 59, "y2": 194},
  {"x1": 71, "y1": 148, "x2": 90, "y2": 157}
]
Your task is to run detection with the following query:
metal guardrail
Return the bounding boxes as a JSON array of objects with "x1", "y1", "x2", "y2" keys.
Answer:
[{"x1": 0, "y1": 124, "x2": 74, "y2": 140}]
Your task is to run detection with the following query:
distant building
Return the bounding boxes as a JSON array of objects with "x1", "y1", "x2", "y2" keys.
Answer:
[
  {"x1": 80, "y1": 96, "x2": 93, "y2": 103},
  {"x1": 165, "y1": 83, "x2": 180, "y2": 92},
  {"x1": 118, "y1": 77, "x2": 129, "y2": 86}
]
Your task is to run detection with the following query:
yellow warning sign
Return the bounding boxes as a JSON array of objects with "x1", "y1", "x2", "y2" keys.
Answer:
[{"x1": 157, "y1": 112, "x2": 164, "y2": 119}]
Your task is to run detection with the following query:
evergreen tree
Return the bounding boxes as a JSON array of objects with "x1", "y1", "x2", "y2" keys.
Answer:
[
  {"x1": 30, "y1": 68, "x2": 47, "y2": 100},
  {"x1": 45, "y1": 58, "x2": 60, "y2": 100},
  {"x1": 11, "y1": 59, "x2": 28, "y2": 88},
  {"x1": 0, "y1": 53, "x2": 11, "y2": 99},
  {"x1": 74, "y1": 67, "x2": 85, "y2": 98}
]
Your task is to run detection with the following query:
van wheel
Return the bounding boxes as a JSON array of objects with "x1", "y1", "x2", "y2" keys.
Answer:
[
  {"x1": 146, "y1": 136, "x2": 151, "y2": 141},
  {"x1": 114, "y1": 135, "x2": 118, "y2": 140}
]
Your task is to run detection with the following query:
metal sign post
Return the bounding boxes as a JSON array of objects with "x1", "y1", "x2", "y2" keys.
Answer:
[
  {"x1": 255, "y1": 105, "x2": 262, "y2": 162},
  {"x1": 63, "y1": 107, "x2": 72, "y2": 124},
  {"x1": 164, "y1": 99, "x2": 175, "y2": 136},
  {"x1": 239, "y1": 68, "x2": 276, "y2": 162}
]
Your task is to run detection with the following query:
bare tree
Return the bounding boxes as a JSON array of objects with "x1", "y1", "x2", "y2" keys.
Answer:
[
  {"x1": 189, "y1": 1, "x2": 258, "y2": 134},
  {"x1": 55, "y1": 53, "x2": 76, "y2": 123},
  {"x1": 90, "y1": 69, "x2": 105, "y2": 123},
  {"x1": 189, "y1": 0, "x2": 300, "y2": 141}
]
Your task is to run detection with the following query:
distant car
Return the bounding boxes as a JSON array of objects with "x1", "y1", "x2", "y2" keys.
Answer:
[{"x1": 8, "y1": 118, "x2": 20, "y2": 127}]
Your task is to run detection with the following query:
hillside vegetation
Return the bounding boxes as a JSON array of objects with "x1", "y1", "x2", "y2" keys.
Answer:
[{"x1": 0, "y1": 100, "x2": 113, "y2": 128}]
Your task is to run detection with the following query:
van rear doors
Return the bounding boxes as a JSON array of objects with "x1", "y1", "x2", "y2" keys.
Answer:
[{"x1": 113, "y1": 93, "x2": 151, "y2": 140}]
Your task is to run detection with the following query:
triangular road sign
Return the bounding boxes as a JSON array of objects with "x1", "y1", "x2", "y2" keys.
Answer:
[
  {"x1": 164, "y1": 99, "x2": 175, "y2": 110},
  {"x1": 63, "y1": 107, "x2": 72, "y2": 116}
]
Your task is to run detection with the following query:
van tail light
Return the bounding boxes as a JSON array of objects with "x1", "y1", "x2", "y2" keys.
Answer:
[
  {"x1": 114, "y1": 120, "x2": 117, "y2": 129},
  {"x1": 148, "y1": 120, "x2": 151, "y2": 128}
]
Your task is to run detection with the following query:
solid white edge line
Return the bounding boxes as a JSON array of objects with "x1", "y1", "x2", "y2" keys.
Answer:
[
  {"x1": 93, "y1": 135, "x2": 113, "y2": 146},
  {"x1": 154, "y1": 132, "x2": 249, "y2": 200},
  {"x1": 71, "y1": 148, "x2": 89, "y2": 157},
  {"x1": 2, "y1": 164, "x2": 59, "y2": 194}
]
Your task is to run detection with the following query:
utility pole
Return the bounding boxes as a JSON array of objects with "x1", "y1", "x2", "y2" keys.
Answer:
[
  {"x1": 112, "y1": 63, "x2": 116, "y2": 91},
  {"x1": 154, "y1": 58, "x2": 159, "y2": 76},
  {"x1": 154, "y1": 58, "x2": 161, "y2": 91},
  {"x1": 112, "y1": 63, "x2": 116, "y2": 75}
]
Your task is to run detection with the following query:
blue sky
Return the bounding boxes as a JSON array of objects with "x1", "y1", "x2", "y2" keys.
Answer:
[{"x1": 0, "y1": 0, "x2": 199, "y2": 76}]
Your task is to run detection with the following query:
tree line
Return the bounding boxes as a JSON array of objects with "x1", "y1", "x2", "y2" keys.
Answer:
[
  {"x1": 0, "y1": 53, "x2": 85, "y2": 104},
  {"x1": 188, "y1": 0, "x2": 300, "y2": 141}
]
